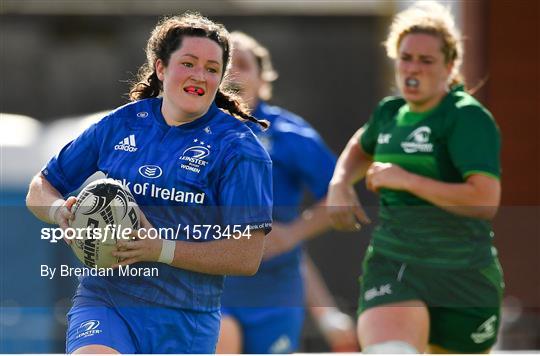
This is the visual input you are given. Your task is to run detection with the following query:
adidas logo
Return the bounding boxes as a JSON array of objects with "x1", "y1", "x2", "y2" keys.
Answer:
[{"x1": 114, "y1": 134, "x2": 138, "y2": 152}]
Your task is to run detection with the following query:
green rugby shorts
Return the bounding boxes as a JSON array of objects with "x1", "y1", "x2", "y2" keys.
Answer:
[{"x1": 357, "y1": 246, "x2": 504, "y2": 353}]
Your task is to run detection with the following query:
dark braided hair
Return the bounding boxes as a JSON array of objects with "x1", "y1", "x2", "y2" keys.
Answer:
[
  {"x1": 215, "y1": 91, "x2": 268, "y2": 129},
  {"x1": 129, "y1": 12, "x2": 267, "y2": 129}
]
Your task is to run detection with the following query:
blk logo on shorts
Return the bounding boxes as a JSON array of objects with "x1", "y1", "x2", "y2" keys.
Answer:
[{"x1": 364, "y1": 283, "x2": 392, "y2": 301}]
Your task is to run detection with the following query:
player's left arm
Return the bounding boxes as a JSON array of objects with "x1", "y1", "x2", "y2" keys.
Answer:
[
  {"x1": 409, "y1": 172, "x2": 500, "y2": 220},
  {"x1": 367, "y1": 166, "x2": 500, "y2": 219},
  {"x1": 113, "y1": 225, "x2": 266, "y2": 276},
  {"x1": 169, "y1": 229, "x2": 265, "y2": 275},
  {"x1": 366, "y1": 105, "x2": 501, "y2": 220},
  {"x1": 264, "y1": 130, "x2": 337, "y2": 259},
  {"x1": 264, "y1": 197, "x2": 332, "y2": 259}
]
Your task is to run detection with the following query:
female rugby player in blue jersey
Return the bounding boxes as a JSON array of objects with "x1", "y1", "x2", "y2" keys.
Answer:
[
  {"x1": 26, "y1": 13, "x2": 272, "y2": 354},
  {"x1": 216, "y1": 32, "x2": 357, "y2": 353},
  {"x1": 327, "y1": 2, "x2": 503, "y2": 353}
]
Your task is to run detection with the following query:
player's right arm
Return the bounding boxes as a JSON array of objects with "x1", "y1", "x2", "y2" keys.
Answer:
[
  {"x1": 26, "y1": 173, "x2": 76, "y2": 233},
  {"x1": 327, "y1": 127, "x2": 372, "y2": 231},
  {"x1": 27, "y1": 118, "x2": 102, "y2": 230}
]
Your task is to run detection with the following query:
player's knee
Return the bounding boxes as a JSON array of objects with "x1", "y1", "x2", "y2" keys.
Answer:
[{"x1": 362, "y1": 340, "x2": 418, "y2": 354}]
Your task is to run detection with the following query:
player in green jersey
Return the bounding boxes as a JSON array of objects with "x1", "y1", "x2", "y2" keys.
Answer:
[{"x1": 327, "y1": 1, "x2": 503, "y2": 353}]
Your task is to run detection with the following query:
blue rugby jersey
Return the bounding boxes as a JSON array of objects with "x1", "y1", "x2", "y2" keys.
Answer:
[
  {"x1": 222, "y1": 102, "x2": 336, "y2": 307},
  {"x1": 42, "y1": 98, "x2": 273, "y2": 311}
]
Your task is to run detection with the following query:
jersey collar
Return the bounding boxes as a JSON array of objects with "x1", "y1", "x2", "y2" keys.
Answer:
[
  {"x1": 152, "y1": 98, "x2": 220, "y2": 131},
  {"x1": 403, "y1": 83, "x2": 465, "y2": 118}
]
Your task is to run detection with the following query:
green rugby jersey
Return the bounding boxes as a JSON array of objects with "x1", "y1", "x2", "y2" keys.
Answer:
[{"x1": 360, "y1": 86, "x2": 501, "y2": 268}]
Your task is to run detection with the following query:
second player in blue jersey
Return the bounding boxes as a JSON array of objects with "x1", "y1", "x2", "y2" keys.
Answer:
[{"x1": 217, "y1": 32, "x2": 351, "y2": 353}]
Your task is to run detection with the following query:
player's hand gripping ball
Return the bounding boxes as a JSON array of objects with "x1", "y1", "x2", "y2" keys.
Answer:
[{"x1": 69, "y1": 178, "x2": 139, "y2": 268}]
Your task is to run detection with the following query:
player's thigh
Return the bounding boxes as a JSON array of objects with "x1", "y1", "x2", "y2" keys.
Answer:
[
  {"x1": 125, "y1": 306, "x2": 220, "y2": 353},
  {"x1": 357, "y1": 249, "x2": 429, "y2": 351},
  {"x1": 66, "y1": 302, "x2": 136, "y2": 354},
  {"x1": 357, "y1": 300, "x2": 430, "y2": 352},
  {"x1": 426, "y1": 261, "x2": 503, "y2": 353},
  {"x1": 428, "y1": 307, "x2": 500, "y2": 353},
  {"x1": 216, "y1": 314, "x2": 243, "y2": 353},
  {"x1": 183, "y1": 309, "x2": 221, "y2": 353}
]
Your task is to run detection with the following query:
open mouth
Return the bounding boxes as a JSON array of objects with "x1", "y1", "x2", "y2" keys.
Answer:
[
  {"x1": 405, "y1": 78, "x2": 420, "y2": 89},
  {"x1": 184, "y1": 86, "x2": 205, "y2": 96}
]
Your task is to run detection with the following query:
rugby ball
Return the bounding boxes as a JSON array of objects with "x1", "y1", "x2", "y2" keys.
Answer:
[{"x1": 69, "y1": 178, "x2": 140, "y2": 268}]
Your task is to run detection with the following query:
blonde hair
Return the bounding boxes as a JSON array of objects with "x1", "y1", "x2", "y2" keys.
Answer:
[
  {"x1": 384, "y1": 1, "x2": 463, "y2": 86},
  {"x1": 230, "y1": 31, "x2": 278, "y2": 101}
]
